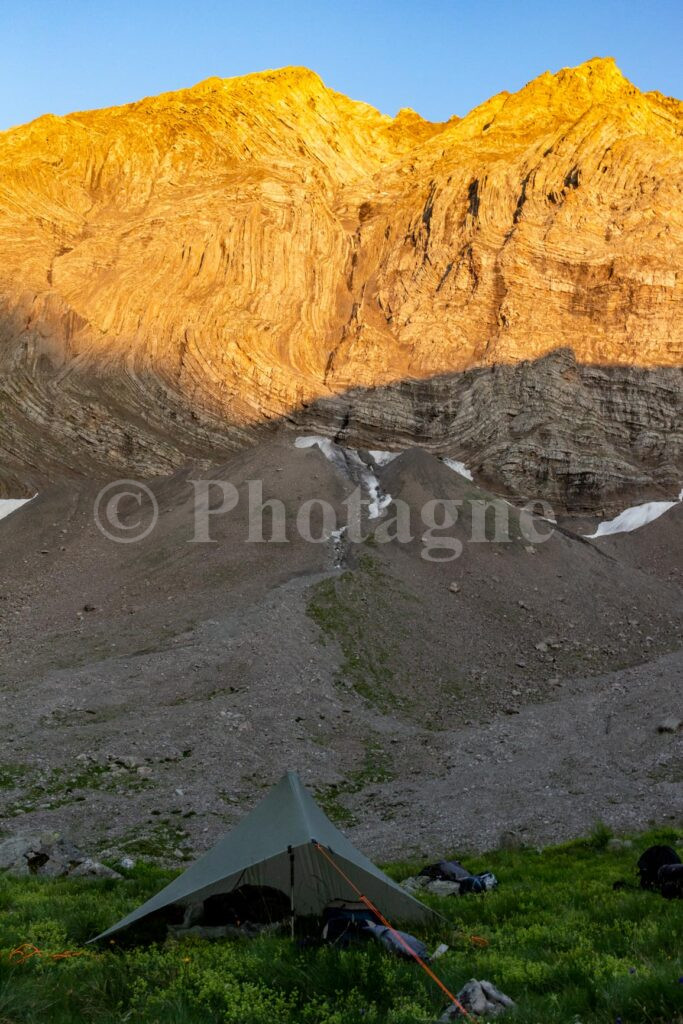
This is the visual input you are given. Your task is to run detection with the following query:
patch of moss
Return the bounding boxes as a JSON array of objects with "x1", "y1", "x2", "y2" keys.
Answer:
[
  {"x1": 648, "y1": 754, "x2": 683, "y2": 785},
  {"x1": 306, "y1": 554, "x2": 413, "y2": 710},
  {"x1": 1, "y1": 761, "x2": 152, "y2": 816},
  {"x1": 317, "y1": 741, "x2": 396, "y2": 826},
  {"x1": 0, "y1": 763, "x2": 24, "y2": 790},
  {"x1": 119, "y1": 820, "x2": 191, "y2": 861}
]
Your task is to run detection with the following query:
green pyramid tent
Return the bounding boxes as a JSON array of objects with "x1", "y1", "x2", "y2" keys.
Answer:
[{"x1": 92, "y1": 771, "x2": 434, "y2": 941}]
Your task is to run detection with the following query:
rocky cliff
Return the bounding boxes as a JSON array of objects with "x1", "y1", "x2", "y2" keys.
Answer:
[{"x1": 0, "y1": 59, "x2": 681, "y2": 508}]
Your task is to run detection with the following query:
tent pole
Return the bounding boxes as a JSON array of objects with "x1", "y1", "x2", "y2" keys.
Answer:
[{"x1": 288, "y1": 844, "x2": 295, "y2": 940}]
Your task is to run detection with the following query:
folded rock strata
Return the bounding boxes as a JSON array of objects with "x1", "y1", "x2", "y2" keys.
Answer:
[{"x1": 0, "y1": 59, "x2": 681, "y2": 508}]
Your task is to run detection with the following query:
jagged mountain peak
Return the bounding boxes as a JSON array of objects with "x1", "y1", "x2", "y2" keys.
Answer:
[
  {"x1": 435, "y1": 56, "x2": 667, "y2": 150},
  {"x1": 511, "y1": 56, "x2": 636, "y2": 111},
  {"x1": 0, "y1": 62, "x2": 680, "y2": 508},
  {"x1": 540, "y1": 56, "x2": 631, "y2": 93}
]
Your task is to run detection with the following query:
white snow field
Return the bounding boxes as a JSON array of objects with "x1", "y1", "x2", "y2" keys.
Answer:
[
  {"x1": 586, "y1": 488, "x2": 683, "y2": 538},
  {"x1": 294, "y1": 436, "x2": 392, "y2": 519},
  {"x1": 442, "y1": 457, "x2": 473, "y2": 481},
  {"x1": 295, "y1": 439, "x2": 479, "y2": 517},
  {"x1": 368, "y1": 450, "x2": 399, "y2": 467},
  {"x1": 0, "y1": 497, "x2": 34, "y2": 522}
]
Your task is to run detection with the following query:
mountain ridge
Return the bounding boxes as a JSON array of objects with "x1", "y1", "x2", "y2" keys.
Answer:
[{"x1": 0, "y1": 58, "x2": 681, "y2": 507}]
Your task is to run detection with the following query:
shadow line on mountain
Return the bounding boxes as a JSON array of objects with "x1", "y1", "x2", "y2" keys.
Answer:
[{"x1": 0, "y1": 302, "x2": 680, "y2": 513}]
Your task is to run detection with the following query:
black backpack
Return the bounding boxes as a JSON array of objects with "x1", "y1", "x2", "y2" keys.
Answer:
[
  {"x1": 322, "y1": 900, "x2": 379, "y2": 946},
  {"x1": 658, "y1": 863, "x2": 683, "y2": 900},
  {"x1": 636, "y1": 845, "x2": 681, "y2": 891},
  {"x1": 419, "y1": 859, "x2": 471, "y2": 882}
]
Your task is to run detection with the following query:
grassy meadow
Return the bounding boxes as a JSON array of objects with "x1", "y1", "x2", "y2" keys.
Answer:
[{"x1": 0, "y1": 827, "x2": 681, "y2": 1024}]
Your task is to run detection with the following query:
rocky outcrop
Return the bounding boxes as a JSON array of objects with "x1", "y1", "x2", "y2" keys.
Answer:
[
  {"x1": 0, "y1": 59, "x2": 681, "y2": 508},
  {"x1": 303, "y1": 350, "x2": 681, "y2": 510},
  {"x1": 0, "y1": 834, "x2": 121, "y2": 878}
]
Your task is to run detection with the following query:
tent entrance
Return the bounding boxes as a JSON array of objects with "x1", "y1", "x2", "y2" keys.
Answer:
[{"x1": 201, "y1": 884, "x2": 291, "y2": 927}]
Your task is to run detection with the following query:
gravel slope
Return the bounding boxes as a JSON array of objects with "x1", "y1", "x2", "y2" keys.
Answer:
[{"x1": 0, "y1": 441, "x2": 680, "y2": 860}]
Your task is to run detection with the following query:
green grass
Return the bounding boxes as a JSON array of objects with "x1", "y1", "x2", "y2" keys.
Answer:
[
  {"x1": 0, "y1": 765, "x2": 23, "y2": 791},
  {"x1": 306, "y1": 554, "x2": 415, "y2": 710},
  {"x1": 1, "y1": 761, "x2": 152, "y2": 818},
  {"x1": 0, "y1": 829, "x2": 681, "y2": 1023},
  {"x1": 116, "y1": 821, "x2": 193, "y2": 861},
  {"x1": 316, "y1": 741, "x2": 396, "y2": 826}
]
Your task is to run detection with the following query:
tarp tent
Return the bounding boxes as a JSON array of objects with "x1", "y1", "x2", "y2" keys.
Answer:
[{"x1": 92, "y1": 771, "x2": 434, "y2": 942}]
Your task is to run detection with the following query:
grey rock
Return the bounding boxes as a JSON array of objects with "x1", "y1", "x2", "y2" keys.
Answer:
[
  {"x1": 399, "y1": 874, "x2": 429, "y2": 893},
  {"x1": 50, "y1": 837, "x2": 86, "y2": 865},
  {"x1": 657, "y1": 716, "x2": 682, "y2": 733},
  {"x1": 69, "y1": 858, "x2": 122, "y2": 879},
  {"x1": 0, "y1": 836, "x2": 35, "y2": 872},
  {"x1": 0, "y1": 834, "x2": 121, "y2": 879},
  {"x1": 423, "y1": 879, "x2": 462, "y2": 897},
  {"x1": 607, "y1": 838, "x2": 633, "y2": 851},
  {"x1": 110, "y1": 754, "x2": 144, "y2": 770},
  {"x1": 480, "y1": 980, "x2": 515, "y2": 1008},
  {"x1": 438, "y1": 978, "x2": 515, "y2": 1020},
  {"x1": 458, "y1": 979, "x2": 489, "y2": 1015}
]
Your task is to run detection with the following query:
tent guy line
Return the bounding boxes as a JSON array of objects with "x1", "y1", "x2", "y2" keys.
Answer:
[{"x1": 314, "y1": 840, "x2": 474, "y2": 1020}]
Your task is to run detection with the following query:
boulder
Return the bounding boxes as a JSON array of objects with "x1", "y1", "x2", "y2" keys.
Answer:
[
  {"x1": 69, "y1": 858, "x2": 122, "y2": 879},
  {"x1": 400, "y1": 874, "x2": 462, "y2": 897},
  {"x1": 607, "y1": 838, "x2": 633, "y2": 851},
  {"x1": 424, "y1": 879, "x2": 462, "y2": 897},
  {"x1": 437, "y1": 978, "x2": 515, "y2": 1020},
  {"x1": 0, "y1": 836, "x2": 36, "y2": 874},
  {"x1": 400, "y1": 874, "x2": 429, "y2": 894},
  {"x1": 480, "y1": 981, "x2": 515, "y2": 1009},
  {"x1": 0, "y1": 834, "x2": 122, "y2": 879}
]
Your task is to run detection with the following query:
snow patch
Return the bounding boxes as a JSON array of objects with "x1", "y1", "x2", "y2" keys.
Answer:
[
  {"x1": 294, "y1": 435, "x2": 331, "y2": 452},
  {"x1": 329, "y1": 526, "x2": 347, "y2": 568},
  {"x1": 442, "y1": 457, "x2": 473, "y2": 481},
  {"x1": 364, "y1": 471, "x2": 392, "y2": 519},
  {"x1": 0, "y1": 497, "x2": 34, "y2": 522},
  {"x1": 294, "y1": 436, "x2": 392, "y2": 519},
  {"x1": 586, "y1": 489, "x2": 682, "y2": 538},
  {"x1": 294, "y1": 434, "x2": 337, "y2": 461},
  {"x1": 368, "y1": 450, "x2": 399, "y2": 467},
  {"x1": 294, "y1": 435, "x2": 350, "y2": 476}
]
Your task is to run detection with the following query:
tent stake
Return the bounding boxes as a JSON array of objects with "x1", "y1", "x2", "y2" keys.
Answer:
[{"x1": 288, "y1": 844, "x2": 295, "y2": 940}]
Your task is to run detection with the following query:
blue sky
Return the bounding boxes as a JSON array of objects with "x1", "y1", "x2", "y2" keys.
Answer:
[{"x1": 1, "y1": 0, "x2": 682, "y2": 130}]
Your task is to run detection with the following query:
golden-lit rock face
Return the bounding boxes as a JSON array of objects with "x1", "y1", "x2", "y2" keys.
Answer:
[{"x1": 0, "y1": 59, "x2": 681, "y2": 506}]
